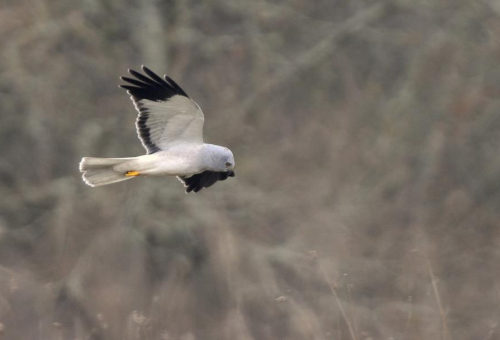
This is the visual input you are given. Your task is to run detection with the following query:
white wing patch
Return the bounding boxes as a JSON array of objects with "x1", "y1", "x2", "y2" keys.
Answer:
[
  {"x1": 120, "y1": 66, "x2": 205, "y2": 154},
  {"x1": 135, "y1": 96, "x2": 204, "y2": 151}
]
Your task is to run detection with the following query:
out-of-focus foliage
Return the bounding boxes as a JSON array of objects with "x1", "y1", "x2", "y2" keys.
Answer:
[{"x1": 1, "y1": 0, "x2": 499, "y2": 339}]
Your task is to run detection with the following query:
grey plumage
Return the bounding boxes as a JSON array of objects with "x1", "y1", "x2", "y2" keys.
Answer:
[{"x1": 79, "y1": 66, "x2": 235, "y2": 193}]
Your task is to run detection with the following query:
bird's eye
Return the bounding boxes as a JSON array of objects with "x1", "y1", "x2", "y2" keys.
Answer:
[{"x1": 225, "y1": 162, "x2": 232, "y2": 167}]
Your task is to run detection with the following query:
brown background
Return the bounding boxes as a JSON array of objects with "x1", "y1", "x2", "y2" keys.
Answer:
[{"x1": 0, "y1": 1, "x2": 499, "y2": 339}]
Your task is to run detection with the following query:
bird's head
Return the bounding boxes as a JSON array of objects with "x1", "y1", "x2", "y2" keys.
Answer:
[{"x1": 223, "y1": 148, "x2": 235, "y2": 177}]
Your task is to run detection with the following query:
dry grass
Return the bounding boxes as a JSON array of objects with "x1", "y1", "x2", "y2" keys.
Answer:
[{"x1": 1, "y1": 0, "x2": 500, "y2": 339}]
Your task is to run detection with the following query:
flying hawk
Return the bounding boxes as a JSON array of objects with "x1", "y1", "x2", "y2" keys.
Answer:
[{"x1": 79, "y1": 66, "x2": 235, "y2": 193}]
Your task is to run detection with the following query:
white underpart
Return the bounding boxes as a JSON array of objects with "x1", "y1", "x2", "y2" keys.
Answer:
[
  {"x1": 79, "y1": 144, "x2": 230, "y2": 187},
  {"x1": 112, "y1": 144, "x2": 215, "y2": 177},
  {"x1": 80, "y1": 72, "x2": 235, "y2": 189}
]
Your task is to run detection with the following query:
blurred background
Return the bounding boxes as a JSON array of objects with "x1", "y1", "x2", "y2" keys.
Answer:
[{"x1": 1, "y1": 0, "x2": 500, "y2": 339}]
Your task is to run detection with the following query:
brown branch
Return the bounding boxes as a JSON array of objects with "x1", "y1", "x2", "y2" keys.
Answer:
[{"x1": 237, "y1": 2, "x2": 387, "y2": 116}]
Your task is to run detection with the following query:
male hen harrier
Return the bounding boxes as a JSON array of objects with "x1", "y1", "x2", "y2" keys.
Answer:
[{"x1": 79, "y1": 66, "x2": 235, "y2": 193}]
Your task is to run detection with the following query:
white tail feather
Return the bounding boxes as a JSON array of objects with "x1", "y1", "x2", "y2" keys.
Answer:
[{"x1": 79, "y1": 157, "x2": 135, "y2": 187}]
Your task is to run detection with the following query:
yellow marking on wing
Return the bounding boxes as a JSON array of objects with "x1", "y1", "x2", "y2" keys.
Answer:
[{"x1": 125, "y1": 171, "x2": 140, "y2": 177}]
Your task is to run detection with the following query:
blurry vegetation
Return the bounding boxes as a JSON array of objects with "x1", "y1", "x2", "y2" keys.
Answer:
[{"x1": 1, "y1": 0, "x2": 500, "y2": 339}]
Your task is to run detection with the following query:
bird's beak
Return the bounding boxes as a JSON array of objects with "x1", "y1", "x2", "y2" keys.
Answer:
[{"x1": 228, "y1": 170, "x2": 235, "y2": 177}]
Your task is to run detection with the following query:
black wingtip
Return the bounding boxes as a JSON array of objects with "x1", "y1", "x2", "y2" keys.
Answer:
[
  {"x1": 120, "y1": 66, "x2": 190, "y2": 102},
  {"x1": 179, "y1": 170, "x2": 234, "y2": 193},
  {"x1": 128, "y1": 68, "x2": 140, "y2": 77},
  {"x1": 165, "y1": 75, "x2": 189, "y2": 98}
]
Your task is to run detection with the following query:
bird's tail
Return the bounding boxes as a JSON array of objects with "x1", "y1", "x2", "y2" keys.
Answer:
[{"x1": 79, "y1": 157, "x2": 135, "y2": 187}]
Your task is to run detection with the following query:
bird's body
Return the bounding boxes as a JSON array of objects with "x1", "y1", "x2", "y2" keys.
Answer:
[{"x1": 79, "y1": 66, "x2": 235, "y2": 193}]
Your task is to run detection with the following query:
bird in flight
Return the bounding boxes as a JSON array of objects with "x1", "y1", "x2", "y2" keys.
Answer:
[{"x1": 79, "y1": 66, "x2": 235, "y2": 193}]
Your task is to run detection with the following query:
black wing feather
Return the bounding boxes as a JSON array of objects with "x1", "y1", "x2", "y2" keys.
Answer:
[
  {"x1": 128, "y1": 69, "x2": 160, "y2": 87},
  {"x1": 166, "y1": 76, "x2": 189, "y2": 97},
  {"x1": 179, "y1": 170, "x2": 235, "y2": 193},
  {"x1": 142, "y1": 66, "x2": 172, "y2": 88},
  {"x1": 119, "y1": 66, "x2": 190, "y2": 154},
  {"x1": 120, "y1": 76, "x2": 147, "y2": 87}
]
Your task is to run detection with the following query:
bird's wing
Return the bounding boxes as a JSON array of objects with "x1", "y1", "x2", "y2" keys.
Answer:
[
  {"x1": 120, "y1": 66, "x2": 204, "y2": 154},
  {"x1": 178, "y1": 170, "x2": 235, "y2": 193}
]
